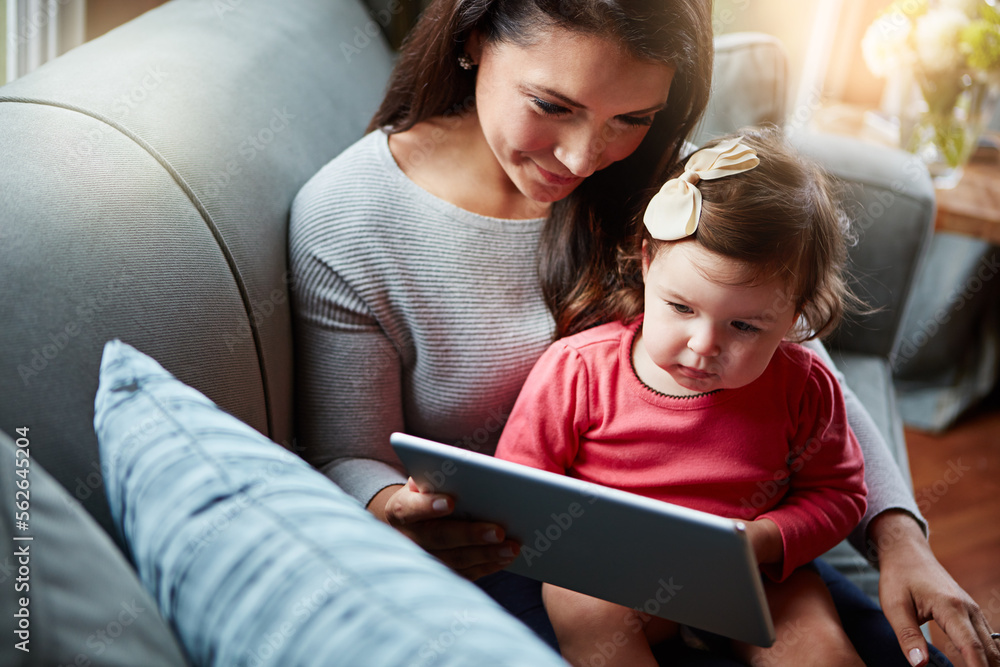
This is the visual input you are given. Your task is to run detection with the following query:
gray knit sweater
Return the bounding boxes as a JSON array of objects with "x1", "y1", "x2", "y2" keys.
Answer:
[{"x1": 289, "y1": 130, "x2": 925, "y2": 555}]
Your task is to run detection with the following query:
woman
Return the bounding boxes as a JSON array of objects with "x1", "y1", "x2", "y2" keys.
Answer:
[{"x1": 289, "y1": 0, "x2": 998, "y2": 665}]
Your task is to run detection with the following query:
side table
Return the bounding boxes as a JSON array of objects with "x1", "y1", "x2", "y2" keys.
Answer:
[
  {"x1": 812, "y1": 104, "x2": 1000, "y2": 244},
  {"x1": 934, "y1": 152, "x2": 1000, "y2": 245},
  {"x1": 896, "y1": 143, "x2": 1000, "y2": 432}
]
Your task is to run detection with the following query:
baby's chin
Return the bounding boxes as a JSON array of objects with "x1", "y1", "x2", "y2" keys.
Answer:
[
  {"x1": 672, "y1": 371, "x2": 760, "y2": 395},
  {"x1": 668, "y1": 375, "x2": 720, "y2": 396}
]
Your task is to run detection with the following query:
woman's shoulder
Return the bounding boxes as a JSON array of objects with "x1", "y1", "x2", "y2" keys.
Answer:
[
  {"x1": 289, "y1": 130, "x2": 412, "y2": 244},
  {"x1": 294, "y1": 131, "x2": 391, "y2": 209}
]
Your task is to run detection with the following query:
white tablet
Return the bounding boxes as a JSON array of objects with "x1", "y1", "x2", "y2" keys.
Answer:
[{"x1": 390, "y1": 432, "x2": 775, "y2": 647}]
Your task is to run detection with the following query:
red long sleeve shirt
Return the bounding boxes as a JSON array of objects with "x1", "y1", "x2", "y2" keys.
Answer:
[{"x1": 495, "y1": 319, "x2": 867, "y2": 582}]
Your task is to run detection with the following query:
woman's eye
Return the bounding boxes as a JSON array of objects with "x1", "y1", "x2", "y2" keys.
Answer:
[
  {"x1": 617, "y1": 114, "x2": 655, "y2": 128},
  {"x1": 532, "y1": 98, "x2": 569, "y2": 116},
  {"x1": 669, "y1": 303, "x2": 692, "y2": 314},
  {"x1": 732, "y1": 321, "x2": 760, "y2": 334}
]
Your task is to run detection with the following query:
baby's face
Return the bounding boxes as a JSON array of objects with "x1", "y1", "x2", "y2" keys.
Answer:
[{"x1": 636, "y1": 241, "x2": 798, "y2": 396}]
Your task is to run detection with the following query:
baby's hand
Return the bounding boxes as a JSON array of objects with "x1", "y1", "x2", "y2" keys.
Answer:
[{"x1": 739, "y1": 517, "x2": 782, "y2": 566}]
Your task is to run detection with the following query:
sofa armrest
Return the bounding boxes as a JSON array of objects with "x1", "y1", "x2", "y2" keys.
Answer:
[
  {"x1": 0, "y1": 0, "x2": 394, "y2": 536},
  {"x1": 791, "y1": 134, "x2": 937, "y2": 360}
]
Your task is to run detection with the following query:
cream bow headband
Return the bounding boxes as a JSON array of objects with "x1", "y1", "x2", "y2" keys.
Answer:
[{"x1": 643, "y1": 136, "x2": 760, "y2": 241}]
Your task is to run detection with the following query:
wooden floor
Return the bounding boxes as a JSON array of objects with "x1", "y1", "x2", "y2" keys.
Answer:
[{"x1": 903, "y1": 387, "x2": 1000, "y2": 666}]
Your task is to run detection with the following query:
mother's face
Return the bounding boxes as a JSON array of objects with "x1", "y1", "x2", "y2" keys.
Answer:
[{"x1": 469, "y1": 25, "x2": 675, "y2": 204}]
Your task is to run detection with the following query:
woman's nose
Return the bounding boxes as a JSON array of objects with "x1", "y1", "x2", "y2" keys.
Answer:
[{"x1": 555, "y1": 125, "x2": 606, "y2": 178}]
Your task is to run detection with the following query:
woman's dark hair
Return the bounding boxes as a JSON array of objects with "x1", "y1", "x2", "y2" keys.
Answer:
[
  {"x1": 609, "y1": 126, "x2": 863, "y2": 342},
  {"x1": 369, "y1": 0, "x2": 715, "y2": 338}
]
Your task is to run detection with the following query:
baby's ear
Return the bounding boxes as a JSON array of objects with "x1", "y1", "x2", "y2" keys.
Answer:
[{"x1": 641, "y1": 240, "x2": 651, "y2": 279}]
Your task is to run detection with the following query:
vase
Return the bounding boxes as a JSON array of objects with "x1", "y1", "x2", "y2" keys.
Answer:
[{"x1": 896, "y1": 69, "x2": 1000, "y2": 189}]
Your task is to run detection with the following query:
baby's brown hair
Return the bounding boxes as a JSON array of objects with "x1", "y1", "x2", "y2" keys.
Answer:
[{"x1": 609, "y1": 125, "x2": 862, "y2": 342}]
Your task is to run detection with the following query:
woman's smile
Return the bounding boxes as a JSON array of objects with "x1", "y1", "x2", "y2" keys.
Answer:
[{"x1": 533, "y1": 162, "x2": 582, "y2": 187}]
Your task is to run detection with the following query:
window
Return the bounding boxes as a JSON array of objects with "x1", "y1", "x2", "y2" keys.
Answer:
[
  {"x1": 2, "y1": 0, "x2": 8, "y2": 85},
  {"x1": 714, "y1": 0, "x2": 890, "y2": 116},
  {"x1": 3, "y1": 0, "x2": 85, "y2": 84}
]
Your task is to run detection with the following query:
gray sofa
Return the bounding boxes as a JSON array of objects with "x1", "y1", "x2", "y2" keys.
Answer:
[{"x1": 0, "y1": 0, "x2": 935, "y2": 662}]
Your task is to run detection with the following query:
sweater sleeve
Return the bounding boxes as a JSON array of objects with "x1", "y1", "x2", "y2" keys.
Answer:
[
  {"x1": 288, "y1": 175, "x2": 407, "y2": 506},
  {"x1": 757, "y1": 353, "x2": 868, "y2": 581},
  {"x1": 494, "y1": 341, "x2": 590, "y2": 474}
]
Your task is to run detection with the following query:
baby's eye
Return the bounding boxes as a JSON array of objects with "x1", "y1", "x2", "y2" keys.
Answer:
[
  {"x1": 669, "y1": 303, "x2": 692, "y2": 314},
  {"x1": 732, "y1": 321, "x2": 760, "y2": 334},
  {"x1": 532, "y1": 98, "x2": 569, "y2": 116}
]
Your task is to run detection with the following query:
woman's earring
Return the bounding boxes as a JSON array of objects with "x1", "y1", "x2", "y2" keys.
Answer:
[{"x1": 457, "y1": 53, "x2": 475, "y2": 70}]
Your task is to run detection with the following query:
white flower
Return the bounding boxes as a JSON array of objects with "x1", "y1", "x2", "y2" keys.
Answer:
[
  {"x1": 938, "y1": 0, "x2": 982, "y2": 18},
  {"x1": 914, "y1": 8, "x2": 972, "y2": 71},
  {"x1": 861, "y1": 10, "x2": 913, "y2": 76}
]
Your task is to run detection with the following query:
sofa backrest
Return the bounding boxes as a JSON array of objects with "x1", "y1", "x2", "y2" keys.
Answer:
[
  {"x1": 0, "y1": 0, "x2": 394, "y2": 535},
  {"x1": 692, "y1": 32, "x2": 788, "y2": 146},
  {"x1": 1, "y1": 5, "x2": 934, "y2": 538}
]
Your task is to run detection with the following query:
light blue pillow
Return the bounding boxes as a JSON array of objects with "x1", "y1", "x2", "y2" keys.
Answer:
[{"x1": 94, "y1": 339, "x2": 564, "y2": 667}]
